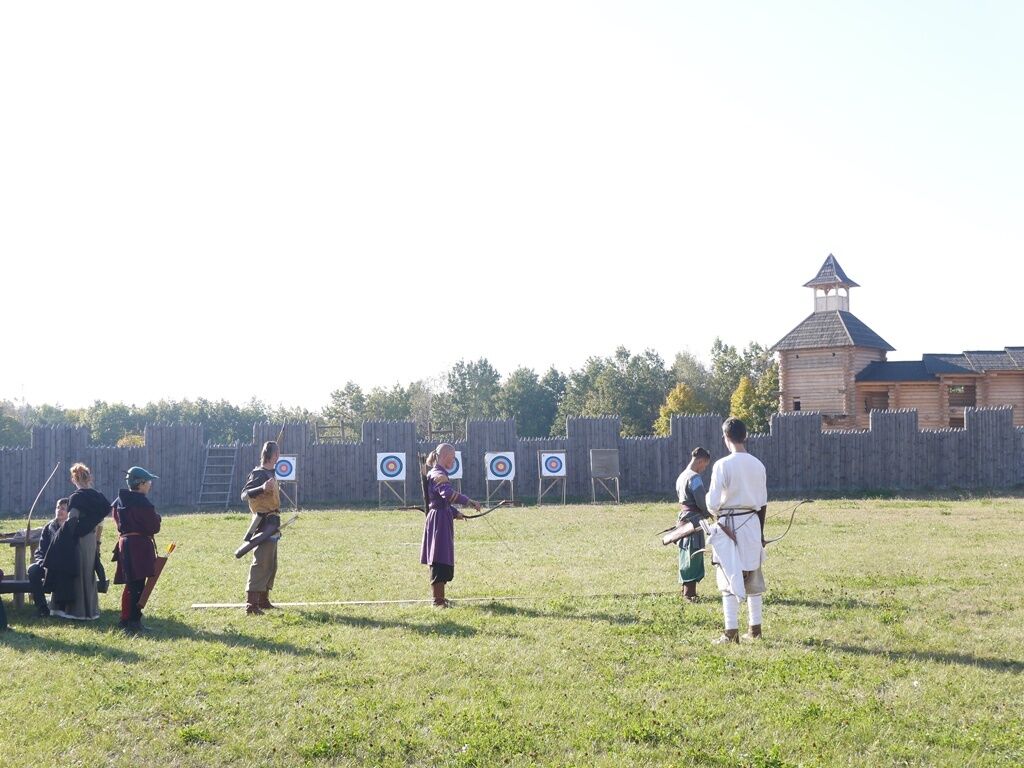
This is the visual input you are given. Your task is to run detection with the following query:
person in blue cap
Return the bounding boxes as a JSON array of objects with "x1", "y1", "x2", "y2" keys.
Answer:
[{"x1": 111, "y1": 466, "x2": 162, "y2": 633}]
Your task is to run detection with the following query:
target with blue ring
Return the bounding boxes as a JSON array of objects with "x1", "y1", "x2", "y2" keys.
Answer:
[
  {"x1": 485, "y1": 452, "x2": 516, "y2": 481},
  {"x1": 541, "y1": 452, "x2": 566, "y2": 477},
  {"x1": 275, "y1": 456, "x2": 297, "y2": 481},
  {"x1": 376, "y1": 452, "x2": 406, "y2": 481}
]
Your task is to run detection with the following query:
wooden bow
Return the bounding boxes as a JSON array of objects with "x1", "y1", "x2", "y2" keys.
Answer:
[{"x1": 26, "y1": 462, "x2": 62, "y2": 548}]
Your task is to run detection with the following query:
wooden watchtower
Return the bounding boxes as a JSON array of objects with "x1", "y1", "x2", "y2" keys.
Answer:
[{"x1": 771, "y1": 255, "x2": 894, "y2": 428}]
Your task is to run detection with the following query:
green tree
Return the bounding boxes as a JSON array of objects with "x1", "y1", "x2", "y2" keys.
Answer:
[
  {"x1": 0, "y1": 407, "x2": 30, "y2": 447},
  {"x1": 750, "y1": 360, "x2": 780, "y2": 433},
  {"x1": 553, "y1": 347, "x2": 672, "y2": 437},
  {"x1": 323, "y1": 381, "x2": 366, "y2": 428},
  {"x1": 707, "y1": 338, "x2": 746, "y2": 415},
  {"x1": 446, "y1": 358, "x2": 501, "y2": 428},
  {"x1": 653, "y1": 382, "x2": 704, "y2": 436},
  {"x1": 671, "y1": 350, "x2": 713, "y2": 411},
  {"x1": 730, "y1": 375, "x2": 757, "y2": 425},
  {"x1": 364, "y1": 384, "x2": 413, "y2": 421},
  {"x1": 497, "y1": 367, "x2": 559, "y2": 437}
]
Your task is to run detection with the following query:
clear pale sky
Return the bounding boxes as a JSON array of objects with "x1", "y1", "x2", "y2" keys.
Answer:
[{"x1": 2, "y1": 2, "x2": 1022, "y2": 410}]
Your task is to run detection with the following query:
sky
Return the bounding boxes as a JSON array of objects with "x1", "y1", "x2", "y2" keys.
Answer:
[{"x1": 2, "y1": 1, "x2": 1022, "y2": 410}]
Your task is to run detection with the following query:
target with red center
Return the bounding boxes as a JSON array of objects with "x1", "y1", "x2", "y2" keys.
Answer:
[
  {"x1": 540, "y1": 452, "x2": 566, "y2": 477},
  {"x1": 485, "y1": 452, "x2": 516, "y2": 481},
  {"x1": 376, "y1": 452, "x2": 406, "y2": 481},
  {"x1": 275, "y1": 456, "x2": 297, "y2": 481}
]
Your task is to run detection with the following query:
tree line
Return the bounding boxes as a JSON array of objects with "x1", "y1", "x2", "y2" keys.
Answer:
[{"x1": 0, "y1": 339, "x2": 778, "y2": 448}]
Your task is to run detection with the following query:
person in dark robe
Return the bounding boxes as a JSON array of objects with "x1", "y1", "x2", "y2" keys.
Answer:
[
  {"x1": 45, "y1": 463, "x2": 110, "y2": 620},
  {"x1": 112, "y1": 466, "x2": 162, "y2": 633},
  {"x1": 27, "y1": 498, "x2": 68, "y2": 616}
]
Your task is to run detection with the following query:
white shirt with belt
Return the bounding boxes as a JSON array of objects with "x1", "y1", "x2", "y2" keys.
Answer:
[{"x1": 706, "y1": 451, "x2": 768, "y2": 596}]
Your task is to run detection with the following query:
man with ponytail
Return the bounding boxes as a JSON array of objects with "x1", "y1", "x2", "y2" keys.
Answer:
[
  {"x1": 420, "y1": 443, "x2": 482, "y2": 608},
  {"x1": 239, "y1": 441, "x2": 282, "y2": 615}
]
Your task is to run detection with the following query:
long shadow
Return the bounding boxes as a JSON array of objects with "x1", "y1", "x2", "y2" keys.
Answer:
[
  {"x1": 300, "y1": 610, "x2": 478, "y2": 638},
  {"x1": 475, "y1": 600, "x2": 638, "y2": 626},
  {"x1": 0, "y1": 627, "x2": 144, "y2": 663},
  {"x1": 1, "y1": 610, "x2": 341, "y2": 660},
  {"x1": 153, "y1": 615, "x2": 343, "y2": 658},
  {"x1": 773, "y1": 596, "x2": 881, "y2": 611},
  {"x1": 810, "y1": 639, "x2": 1023, "y2": 674}
]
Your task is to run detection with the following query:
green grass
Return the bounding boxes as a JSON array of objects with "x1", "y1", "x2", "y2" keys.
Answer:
[{"x1": 1, "y1": 499, "x2": 1022, "y2": 767}]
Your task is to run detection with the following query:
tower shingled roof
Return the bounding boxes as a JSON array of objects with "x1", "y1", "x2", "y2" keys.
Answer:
[
  {"x1": 770, "y1": 310, "x2": 894, "y2": 352},
  {"x1": 803, "y1": 253, "x2": 860, "y2": 289}
]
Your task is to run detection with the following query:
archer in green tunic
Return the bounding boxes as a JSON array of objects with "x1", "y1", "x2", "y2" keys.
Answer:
[{"x1": 674, "y1": 447, "x2": 711, "y2": 602}]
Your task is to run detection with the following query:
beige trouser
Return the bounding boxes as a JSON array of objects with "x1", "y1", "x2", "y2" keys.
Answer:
[{"x1": 246, "y1": 539, "x2": 278, "y2": 592}]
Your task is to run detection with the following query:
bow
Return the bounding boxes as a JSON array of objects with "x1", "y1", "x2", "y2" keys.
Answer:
[
  {"x1": 26, "y1": 462, "x2": 62, "y2": 548},
  {"x1": 274, "y1": 422, "x2": 299, "y2": 514},
  {"x1": 460, "y1": 500, "x2": 508, "y2": 519},
  {"x1": 399, "y1": 500, "x2": 508, "y2": 519},
  {"x1": 762, "y1": 499, "x2": 813, "y2": 545}
]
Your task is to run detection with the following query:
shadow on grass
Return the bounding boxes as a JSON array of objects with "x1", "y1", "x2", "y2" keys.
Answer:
[
  {"x1": 0, "y1": 626, "x2": 144, "y2": 662},
  {"x1": 300, "y1": 609, "x2": 479, "y2": 638},
  {"x1": 814, "y1": 639, "x2": 1024, "y2": 673},
  {"x1": 773, "y1": 595, "x2": 881, "y2": 610},
  {"x1": 0, "y1": 610, "x2": 341, "y2": 660},
  {"x1": 475, "y1": 600, "x2": 638, "y2": 626}
]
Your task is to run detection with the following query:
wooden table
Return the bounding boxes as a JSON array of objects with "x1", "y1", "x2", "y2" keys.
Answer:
[{"x1": 1, "y1": 528, "x2": 43, "y2": 609}]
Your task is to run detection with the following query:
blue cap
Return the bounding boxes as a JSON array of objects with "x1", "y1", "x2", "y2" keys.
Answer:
[{"x1": 126, "y1": 466, "x2": 159, "y2": 484}]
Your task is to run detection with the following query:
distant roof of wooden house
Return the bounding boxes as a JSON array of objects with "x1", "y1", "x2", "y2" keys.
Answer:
[
  {"x1": 803, "y1": 254, "x2": 860, "y2": 289},
  {"x1": 771, "y1": 310, "x2": 894, "y2": 352},
  {"x1": 855, "y1": 347, "x2": 1024, "y2": 382},
  {"x1": 963, "y1": 349, "x2": 1024, "y2": 371}
]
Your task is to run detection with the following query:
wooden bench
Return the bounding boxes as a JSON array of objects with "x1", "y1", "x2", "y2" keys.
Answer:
[{"x1": 0, "y1": 579, "x2": 34, "y2": 595}]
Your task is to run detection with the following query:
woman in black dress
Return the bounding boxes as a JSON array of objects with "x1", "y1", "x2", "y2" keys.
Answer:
[{"x1": 55, "y1": 463, "x2": 110, "y2": 619}]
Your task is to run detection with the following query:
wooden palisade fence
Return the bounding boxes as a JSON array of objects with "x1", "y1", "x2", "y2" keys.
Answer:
[{"x1": 0, "y1": 409, "x2": 1021, "y2": 515}]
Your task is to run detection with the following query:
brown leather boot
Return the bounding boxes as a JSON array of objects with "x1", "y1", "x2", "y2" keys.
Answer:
[
  {"x1": 741, "y1": 624, "x2": 762, "y2": 640},
  {"x1": 259, "y1": 591, "x2": 276, "y2": 610},
  {"x1": 245, "y1": 591, "x2": 264, "y2": 615},
  {"x1": 712, "y1": 628, "x2": 739, "y2": 645}
]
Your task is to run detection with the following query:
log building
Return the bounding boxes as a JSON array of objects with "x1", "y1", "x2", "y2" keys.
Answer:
[{"x1": 772, "y1": 255, "x2": 1024, "y2": 429}]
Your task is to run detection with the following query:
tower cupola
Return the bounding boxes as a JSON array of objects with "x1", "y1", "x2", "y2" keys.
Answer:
[{"x1": 804, "y1": 253, "x2": 859, "y2": 313}]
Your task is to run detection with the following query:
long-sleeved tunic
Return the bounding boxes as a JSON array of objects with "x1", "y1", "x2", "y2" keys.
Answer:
[{"x1": 420, "y1": 467, "x2": 469, "y2": 567}]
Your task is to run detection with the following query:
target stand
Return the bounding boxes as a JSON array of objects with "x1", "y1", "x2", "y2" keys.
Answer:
[
  {"x1": 274, "y1": 456, "x2": 300, "y2": 508},
  {"x1": 537, "y1": 450, "x2": 567, "y2": 505},
  {"x1": 589, "y1": 448, "x2": 621, "y2": 504},
  {"x1": 485, "y1": 452, "x2": 516, "y2": 505},
  {"x1": 376, "y1": 452, "x2": 408, "y2": 508}
]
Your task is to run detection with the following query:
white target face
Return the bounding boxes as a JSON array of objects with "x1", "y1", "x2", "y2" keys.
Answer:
[
  {"x1": 447, "y1": 451, "x2": 463, "y2": 479},
  {"x1": 540, "y1": 452, "x2": 566, "y2": 477},
  {"x1": 275, "y1": 456, "x2": 297, "y2": 481},
  {"x1": 376, "y1": 452, "x2": 406, "y2": 481},
  {"x1": 485, "y1": 452, "x2": 516, "y2": 481}
]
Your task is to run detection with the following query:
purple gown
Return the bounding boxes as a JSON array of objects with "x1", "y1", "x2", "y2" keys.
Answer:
[{"x1": 420, "y1": 467, "x2": 469, "y2": 567}]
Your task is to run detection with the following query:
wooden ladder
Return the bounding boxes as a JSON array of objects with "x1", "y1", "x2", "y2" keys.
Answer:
[{"x1": 198, "y1": 446, "x2": 238, "y2": 508}]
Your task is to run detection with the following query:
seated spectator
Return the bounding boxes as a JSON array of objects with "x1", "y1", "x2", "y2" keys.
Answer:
[{"x1": 28, "y1": 498, "x2": 69, "y2": 617}]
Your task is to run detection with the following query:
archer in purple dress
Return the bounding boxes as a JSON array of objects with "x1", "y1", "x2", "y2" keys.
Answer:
[{"x1": 420, "y1": 443, "x2": 481, "y2": 607}]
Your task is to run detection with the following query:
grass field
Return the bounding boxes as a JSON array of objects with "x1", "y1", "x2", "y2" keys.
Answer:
[{"x1": 1, "y1": 498, "x2": 1022, "y2": 767}]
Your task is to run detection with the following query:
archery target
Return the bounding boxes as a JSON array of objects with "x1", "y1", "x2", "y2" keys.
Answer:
[
  {"x1": 485, "y1": 452, "x2": 515, "y2": 481},
  {"x1": 376, "y1": 452, "x2": 406, "y2": 481},
  {"x1": 275, "y1": 456, "x2": 297, "y2": 481},
  {"x1": 540, "y1": 452, "x2": 566, "y2": 477},
  {"x1": 448, "y1": 451, "x2": 463, "y2": 479}
]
